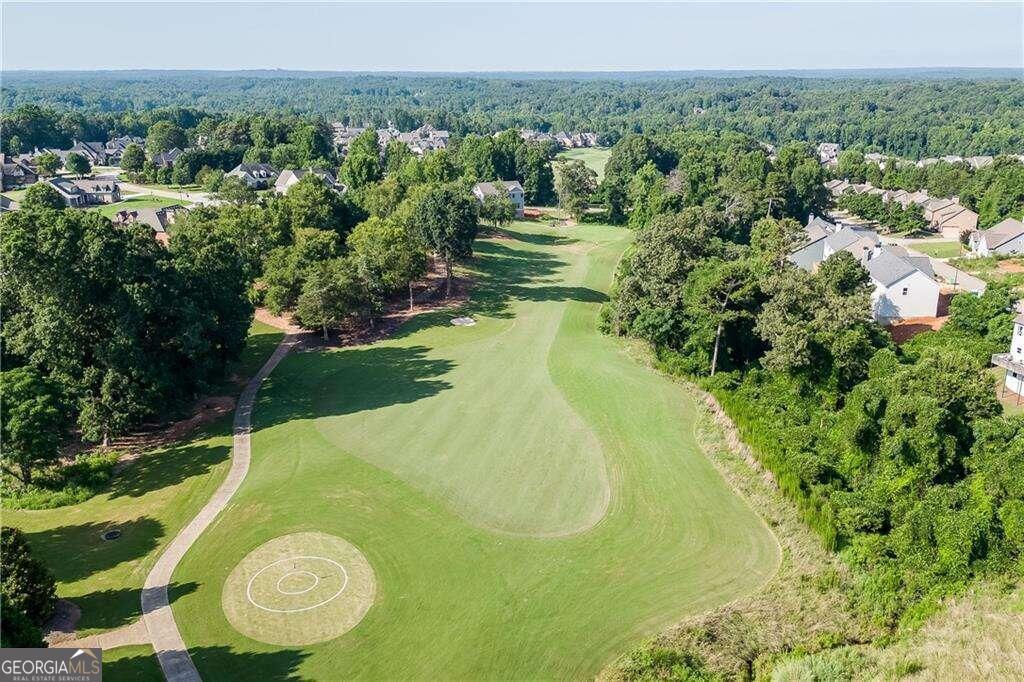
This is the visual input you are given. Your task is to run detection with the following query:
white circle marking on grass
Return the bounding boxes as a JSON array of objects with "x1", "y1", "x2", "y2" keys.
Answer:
[
  {"x1": 275, "y1": 570, "x2": 320, "y2": 595},
  {"x1": 245, "y1": 555, "x2": 349, "y2": 613}
]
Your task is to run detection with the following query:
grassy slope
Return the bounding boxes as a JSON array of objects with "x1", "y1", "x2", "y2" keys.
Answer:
[
  {"x1": 91, "y1": 195, "x2": 189, "y2": 218},
  {"x1": 3, "y1": 322, "x2": 283, "y2": 636},
  {"x1": 557, "y1": 147, "x2": 612, "y2": 181},
  {"x1": 172, "y1": 221, "x2": 779, "y2": 680},
  {"x1": 907, "y1": 241, "x2": 964, "y2": 259}
]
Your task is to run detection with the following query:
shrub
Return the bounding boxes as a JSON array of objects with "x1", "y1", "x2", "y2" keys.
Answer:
[
  {"x1": 0, "y1": 600, "x2": 44, "y2": 648},
  {"x1": 0, "y1": 526, "x2": 57, "y2": 626},
  {"x1": 1, "y1": 451, "x2": 119, "y2": 510}
]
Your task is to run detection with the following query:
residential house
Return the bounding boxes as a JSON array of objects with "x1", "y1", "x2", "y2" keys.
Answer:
[
  {"x1": 331, "y1": 124, "x2": 367, "y2": 151},
  {"x1": 992, "y1": 308, "x2": 1024, "y2": 397},
  {"x1": 789, "y1": 217, "x2": 940, "y2": 322},
  {"x1": 817, "y1": 143, "x2": 840, "y2": 166},
  {"x1": 927, "y1": 202, "x2": 979, "y2": 239},
  {"x1": 553, "y1": 132, "x2": 598, "y2": 149},
  {"x1": 274, "y1": 168, "x2": 345, "y2": 194},
  {"x1": 970, "y1": 218, "x2": 1024, "y2": 257},
  {"x1": 966, "y1": 155, "x2": 994, "y2": 169},
  {"x1": 516, "y1": 129, "x2": 556, "y2": 144},
  {"x1": 67, "y1": 141, "x2": 109, "y2": 166},
  {"x1": 226, "y1": 163, "x2": 279, "y2": 189},
  {"x1": 113, "y1": 205, "x2": 185, "y2": 244},
  {"x1": 47, "y1": 177, "x2": 121, "y2": 206},
  {"x1": 0, "y1": 154, "x2": 38, "y2": 189},
  {"x1": 104, "y1": 136, "x2": 145, "y2": 165},
  {"x1": 940, "y1": 155, "x2": 964, "y2": 165},
  {"x1": 916, "y1": 158, "x2": 939, "y2": 168},
  {"x1": 866, "y1": 245, "x2": 941, "y2": 320},
  {"x1": 472, "y1": 180, "x2": 525, "y2": 217},
  {"x1": 824, "y1": 179, "x2": 850, "y2": 196},
  {"x1": 152, "y1": 148, "x2": 185, "y2": 170},
  {"x1": 396, "y1": 124, "x2": 451, "y2": 156}
]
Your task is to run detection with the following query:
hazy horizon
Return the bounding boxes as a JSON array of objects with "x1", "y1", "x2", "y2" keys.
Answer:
[{"x1": 3, "y1": 2, "x2": 1022, "y2": 72}]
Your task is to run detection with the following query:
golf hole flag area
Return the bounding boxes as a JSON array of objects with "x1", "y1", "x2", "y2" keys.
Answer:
[{"x1": 222, "y1": 532, "x2": 375, "y2": 646}]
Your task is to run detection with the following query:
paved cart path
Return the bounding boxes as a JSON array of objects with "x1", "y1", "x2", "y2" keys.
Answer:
[{"x1": 141, "y1": 334, "x2": 300, "y2": 682}]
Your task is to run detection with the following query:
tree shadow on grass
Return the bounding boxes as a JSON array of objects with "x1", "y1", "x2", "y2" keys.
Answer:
[
  {"x1": 72, "y1": 582, "x2": 198, "y2": 632},
  {"x1": 107, "y1": 442, "x2": 230, "y2": 500},
  {"x1": 104, "y1": 645, "x2": 309, "y2": 682},
  {"x1": 256, "y1": 345, "x2": 455, "y2": 425},
  {"x1": 490, "y1": 226, "x2": 579, "y2": 247},
  {"x1": 26, "y1": 517, "x2": 164, "y2": 584}
]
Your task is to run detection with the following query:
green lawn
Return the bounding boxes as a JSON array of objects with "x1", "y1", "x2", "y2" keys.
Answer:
[
  {"x1": 557, "y1": 147, "x2": 612, "y2": 181},
  {"x1": 103, "y1": 645, "x2": 163, "y2": 681},
  {"x1": 2, "y1": 188, "x2": 29, "y2": 202},
  {"x1": 91, "y1": 195, "x2": 190, "y2": 219},
  {"x1": 172, "y1": 221, "x2": 779, "y2": 679},
  {"x1": 3, "y1": 322, "x2": 283, "y2": 636},
  {"x1": 906, "y1": 241, "x2": 964, "y2": 259}
]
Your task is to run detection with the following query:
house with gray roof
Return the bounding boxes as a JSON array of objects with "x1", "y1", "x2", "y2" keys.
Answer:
[
  {"x1": 104, "y1": 136, "x2": 145, "y2": 164},
  {"x1": 472, "y1": 180, "x2": 525, "y2": 217},
  {"x1": 152, "y1": 147, "x2": 185, "y2": 170},
  {"x1": 866, "y1": 245, "x2": 941, "y2": 320},
  {"x1": 1, "y1": 154, "x2": 38, "y2": 189},
  {"x1": 226, "y1": 163, "x2": 279, "y2": 189},
  {"x1": 113, "y1": 205, "x2": 185, "y2": 244},
  {"x1": 67, "y1": 141, "x2": 109, "y2": 166},
  {"x1": 789, "y1": 217, "x2": 940, "y2": 322},
  {"x1": 47, "y1": 177, "x2": 121, "y2": 206},
  {"x1": 970, "y1": 218, "x2": 1024, "y2": 257}
]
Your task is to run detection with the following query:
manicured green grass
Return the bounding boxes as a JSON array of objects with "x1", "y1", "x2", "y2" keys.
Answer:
[
  {"x1": 173, "y1": 221, "x2": 779, "y2": 679},
  {"x1": 906, "y1": 241, "x2": 964, "y2": 259},
  {"x1": 3, "y1": 322, "x2": 283, "y2": 635},
  {"x1": 91, "y1": 195, "x2": 189, "y2": 218},
  {"x1": 557, "y1": 147, "x2": 612, "y2": 181},
  {"x1": 102, "y1": 645, "x2": 163, "y2": 680}
]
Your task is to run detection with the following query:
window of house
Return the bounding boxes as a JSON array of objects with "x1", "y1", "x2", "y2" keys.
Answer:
[{"x1": 901, "y1": 287, "x2": 909, "y2": 296}]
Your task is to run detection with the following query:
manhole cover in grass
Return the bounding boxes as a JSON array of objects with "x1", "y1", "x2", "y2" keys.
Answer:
[
  {"x1": 451, "y1": 316, "x2": 476, "y2": 326},
  {"x1": 100, "y1": 529, "x2": 122, "y2": 541},
  {"x1": 222, "y1": 532, "x2": 376, "y2": 646}
]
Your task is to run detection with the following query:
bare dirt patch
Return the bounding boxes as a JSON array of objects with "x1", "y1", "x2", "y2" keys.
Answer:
[
  {"x1": 887, "y1": 316, "x2": 948, "y2": 344},
  {"x1": 998, "y1": 259, "x2": 1024, "y2": 274}
]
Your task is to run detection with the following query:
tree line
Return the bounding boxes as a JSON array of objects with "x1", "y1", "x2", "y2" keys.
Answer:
[
  {"x1": 4, "y1": 73, "x2": 1024, "y2": 157},
  {"x1": 601, "y1": 129, "x2": 1023, "y2": 671}
]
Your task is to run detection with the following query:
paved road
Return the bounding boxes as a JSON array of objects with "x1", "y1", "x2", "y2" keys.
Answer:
[
  {"x1": 141, "y1": 334, "x2": 300, "y2": 682},
  {"x1": 93, "y1": 172, "x2": 218, "y2": 206}
]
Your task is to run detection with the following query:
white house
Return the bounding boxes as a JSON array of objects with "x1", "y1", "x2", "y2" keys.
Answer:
[
  {"x1": 865, "y1": 246, "x2": 941, "y2": 321},
  {"x1": 992, "y1": 310, "x2": 1024, "y2": 398},
  {"x1": 970, "y1": 218, "x2": 1024, "y2": 257},
  {"x1": 789, "y1": 218, "x2": 940, "y2": 322},
  {"x1": 274, "y1": 168, "x2": 344, "y2": 194},
  {"x1": 472, "y1": 180, "x2": 525, "y2": 217}
]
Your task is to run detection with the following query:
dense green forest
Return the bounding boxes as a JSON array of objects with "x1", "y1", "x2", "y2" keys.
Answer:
[
  {"x1": 600, "y1": 129, "x2": 1024, "y2": 677},
  {"x1": 3, "y1": 71, "x2": 1023, "y2": 157}
]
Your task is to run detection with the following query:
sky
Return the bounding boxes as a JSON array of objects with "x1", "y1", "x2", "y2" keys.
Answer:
[{"x1": 2, "y1": 1, "x2": 1022, "y2": 72}]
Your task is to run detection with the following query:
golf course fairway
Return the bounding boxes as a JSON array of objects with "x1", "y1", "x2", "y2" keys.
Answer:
[{"x1": 171, "y1": 221, "x2": 780, "y2": 679}]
